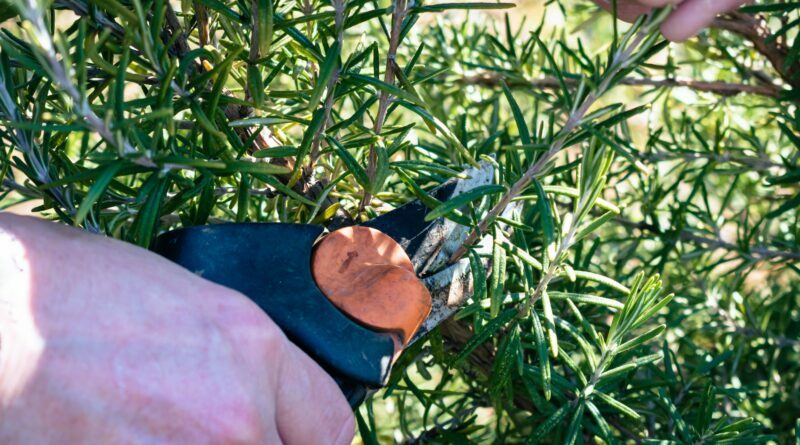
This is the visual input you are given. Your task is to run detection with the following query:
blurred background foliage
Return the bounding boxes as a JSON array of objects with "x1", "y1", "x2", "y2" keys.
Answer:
[{"x1": 0, "y1": 0, "x2": 799, "y2": 443}]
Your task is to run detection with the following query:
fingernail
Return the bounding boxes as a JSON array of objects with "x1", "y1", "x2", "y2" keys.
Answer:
[{"x1": 333, "y1": 416, "x2": 355, "y2": 445}]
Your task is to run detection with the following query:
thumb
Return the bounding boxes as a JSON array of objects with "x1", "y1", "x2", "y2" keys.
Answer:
[
  {"x1": 661, "y1": 0, "x2": 750, "y2": 42},
  {"x1": 274, "y1": 342, "x2": 355, "y2": 445}
]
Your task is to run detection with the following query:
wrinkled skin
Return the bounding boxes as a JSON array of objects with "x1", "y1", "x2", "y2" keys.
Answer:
[
  {"x1": 593, "y1": 0, "x2": 749, "y2": 42},
  {"x1": 0, "y1": 213, "x2": 354, "y2": 445}
]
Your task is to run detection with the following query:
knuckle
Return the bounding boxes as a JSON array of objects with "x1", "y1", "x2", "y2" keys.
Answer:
[{"x1": 206, "y1": 286, "x2": 285, "y2": 350}]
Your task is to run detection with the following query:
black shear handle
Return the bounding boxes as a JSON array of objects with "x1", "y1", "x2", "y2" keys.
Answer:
[{"x1": 152, "y1": 223, "x2": 396, "y2": 408}]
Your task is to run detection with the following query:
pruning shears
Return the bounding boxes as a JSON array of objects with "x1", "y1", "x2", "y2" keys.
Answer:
[{"x1": 152, "y1": 161, "x2": 509, "y2": 408}]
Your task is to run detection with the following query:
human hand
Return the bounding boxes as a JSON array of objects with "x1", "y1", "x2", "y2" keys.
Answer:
[
  {"x1": 592, "y1": 0, "x2": 749, "y2": 42},
  {"x1": 0, "y1": 213, "x2": 354, "y2": 445}
]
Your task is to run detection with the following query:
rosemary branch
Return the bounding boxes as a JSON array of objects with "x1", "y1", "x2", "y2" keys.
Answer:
[{"x1": 451, "y1": 12, "x2": 668, "y2": 263}]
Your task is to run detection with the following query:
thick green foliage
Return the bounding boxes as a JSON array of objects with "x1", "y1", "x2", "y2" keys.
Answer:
[{"x1": 0, "y1": 0, "x2": 798, "y2": 443}]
